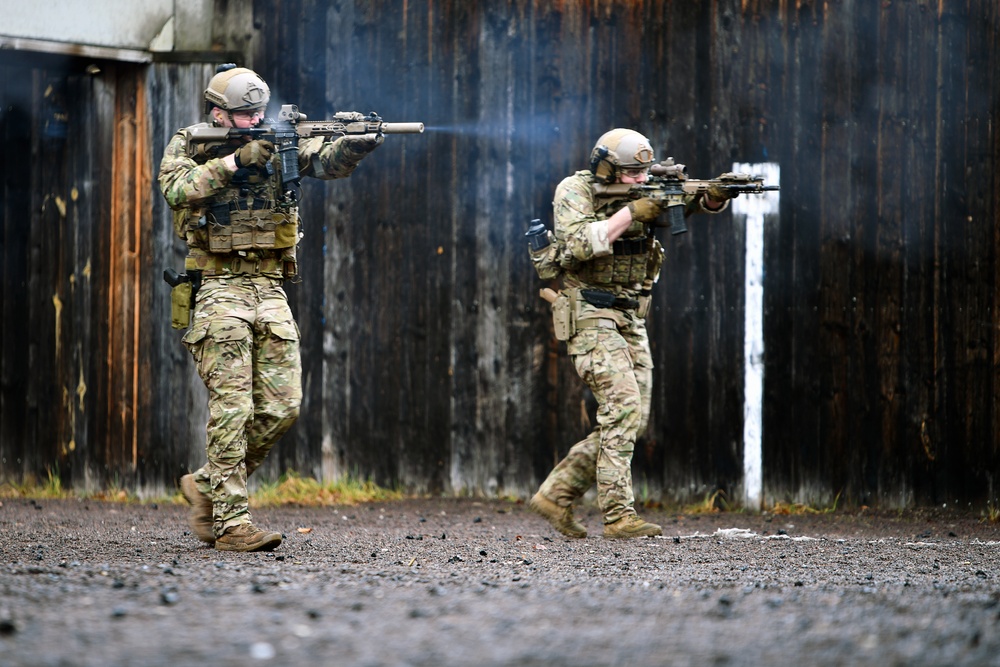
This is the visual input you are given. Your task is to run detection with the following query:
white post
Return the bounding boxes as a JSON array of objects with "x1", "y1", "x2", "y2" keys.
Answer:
[{"x1": 732, "y1": 162, "x2": 780, "y2": 511}]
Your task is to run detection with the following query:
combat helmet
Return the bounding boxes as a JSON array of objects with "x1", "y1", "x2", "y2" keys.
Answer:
[
  {"x1": 204, "y1": 64, "x2": 270, "y2": 114},
  {"x1": 589, "y1": 128, "x2": 655, "y2": 184}
]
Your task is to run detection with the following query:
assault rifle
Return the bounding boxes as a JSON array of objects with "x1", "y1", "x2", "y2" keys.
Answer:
[
  {"x1": 187, "y1": 104, "x2": 424, "y2": 203},
  {"x1": 593, "y1": 158, "x2": 779, "y2": 234}
]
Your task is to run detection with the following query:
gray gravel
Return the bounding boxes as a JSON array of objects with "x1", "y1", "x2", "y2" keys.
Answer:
[{"x1": 1, "y1": 497, "x2": 999, "y2": 666}]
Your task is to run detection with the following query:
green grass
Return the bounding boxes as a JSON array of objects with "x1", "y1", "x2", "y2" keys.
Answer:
[
  {"x1": 0, "y1": 468, "x2": 67, "y2": 499},
  {"x1": 250, "y1": 470, "x2": 402, "y2": 506},
  {"x1": 0, "y1": 468, "x2": 400, "y2": 507},
  {"x1": 986, "y1": 504, "x2": 1000, "y2": 524}
]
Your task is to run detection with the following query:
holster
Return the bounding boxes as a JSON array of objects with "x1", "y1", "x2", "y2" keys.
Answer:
[
  {"x1": 169, "y1": 282, "x2": 192, "y2": 330},
  {"x1": 551, "y1": 290, "x2": 575, "y2": 341},
  {"x1": 165, "y1": 269, "x2": 200, "y2": 330}
]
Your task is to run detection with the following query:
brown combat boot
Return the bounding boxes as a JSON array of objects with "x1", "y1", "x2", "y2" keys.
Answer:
[
  {"x1": 179, "y1": 474, "x2": 215, "y2": 544},
  {"x1": 529, "y1": 492, "x2": 587, "y2": 538},
  {"x1": 603, "y1": 514, "x2": 663, "y2": 539},
  {"x1": 215, "y1": 523, "x2": 282, "y2": 552}
]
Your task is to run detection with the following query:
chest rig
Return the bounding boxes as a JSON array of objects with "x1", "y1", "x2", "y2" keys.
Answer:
[
  {"x1": 181, "y1": 125, "x2": 300, "y2": 278},
  {"x1": 573, "y1": 194, "x2": 652, "y2": 287}
]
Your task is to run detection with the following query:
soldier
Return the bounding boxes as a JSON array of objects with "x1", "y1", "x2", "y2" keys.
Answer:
[
  {"x1": 159, "y1": 65, "x2": 383, "y2": 551},
  {"x1": 528, "y1": 128, "x2": 734, "y2": 539}
]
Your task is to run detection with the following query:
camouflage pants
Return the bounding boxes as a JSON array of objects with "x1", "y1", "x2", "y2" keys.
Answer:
[
  {"x1": 538, "y1": 317, "x2": 653, "y2": 524},
  {"x1": 182, "y1": 276, "x2": 302, "y2": 537}
]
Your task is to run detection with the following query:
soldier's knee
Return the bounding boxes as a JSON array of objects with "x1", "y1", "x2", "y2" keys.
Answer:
[{"x1": 282, "y1": 400, "x2": 301, "y2": 424}]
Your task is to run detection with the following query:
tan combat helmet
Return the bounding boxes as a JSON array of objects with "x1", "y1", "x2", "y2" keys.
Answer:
[
  {"x1": 204, "y1": 64, "x2": 270, "y2": 114},
  {"x1": 589, "y1": 128, "x2": 656, "y2": 184}
]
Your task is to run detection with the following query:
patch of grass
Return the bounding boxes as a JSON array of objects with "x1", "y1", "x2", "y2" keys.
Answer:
[
  {"x1": 251, "y1": 470, "x2": 401, "y2": 507},
  {"x1": 84, "y1": 472, "x2": 140, "y2": 503},
  {"x1": 768, "y1": 491, "x2": 842, "y2": 516},
  {"x1": 0, "y1": 468, "x2": 399, "y2": 507},
  {"x1": 678, "y1": 489, "x2": 735, "y2": 514},
  {"x1": 984, "y1": 504, "x2": 1000, "y2": 524},
  {"x1": 0, "y1": 468, "x2": 69, "y2": 499}
]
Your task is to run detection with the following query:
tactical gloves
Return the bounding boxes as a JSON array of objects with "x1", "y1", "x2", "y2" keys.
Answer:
[
  {"x1": 627, "y1": 197, "x2": 663, "y2": 223},
  {"x1": 707, "y1": 174, "x2": 742, "y2": 202},
  {"x1": 234, "y1": 140, "x2": 274, "y2": 169},
  {"x1": 342, "y1": 132, "x2": 385, "y2": 155}
]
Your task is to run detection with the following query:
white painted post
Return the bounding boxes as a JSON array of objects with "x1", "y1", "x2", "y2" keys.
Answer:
[{"x1": 732, "y1": 163, "x2": 780, "y2": 511}]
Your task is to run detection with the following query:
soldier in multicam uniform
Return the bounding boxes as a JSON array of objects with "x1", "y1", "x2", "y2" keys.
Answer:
[
  {"x1": 158, "y1": 65, "x2": 383, "y2": 552},
  {"x1": 528, "y1": 129, "x2": 735, "y2": 539}
]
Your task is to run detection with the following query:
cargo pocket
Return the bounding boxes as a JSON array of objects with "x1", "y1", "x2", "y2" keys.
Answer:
[
  {"x1": 182, "y1": 321, "x2": 210, "y2": 348},
  {"x1": 181, "y1": 321, "x2": 210, "y2": 364},
  {"x1": 268, "y1": 322, "x2": 300, "y2": 342},
  {"x1": 567, "y1": 329, "x2": 599, "y2": 356},
  {"x1": 599, "y1": 332, "x2": 633, "y2": 365}
]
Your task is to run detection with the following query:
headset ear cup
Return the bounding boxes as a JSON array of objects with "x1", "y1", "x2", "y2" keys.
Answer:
[
  {"x1": 590, "y1": 145, "x2": 614, "y2": 183},
  {"x1": 595, "y1": 160, "x2": 614, "y2": 184}
]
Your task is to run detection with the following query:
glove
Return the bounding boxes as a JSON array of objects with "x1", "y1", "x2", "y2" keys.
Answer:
[
  {"x1": 707, "y1": 174, "x2": 742, "y2": 202},
  {"x1": 342, "y1": 132, "x2": 385, "y2": 155},
  {"x1": 234, "y1": 140, "x2": 274, "y2": 169},
  {"x1": 627, "y1": 198, "x2": 663, "y2": 223},
  {"x1": 706, "y1": 184, "x2": 735, "y2": 202}
]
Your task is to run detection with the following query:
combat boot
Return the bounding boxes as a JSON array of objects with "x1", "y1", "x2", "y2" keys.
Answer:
[
  {"x1": 215, "y1": 523, "x2": 282, "y2": 552},
  {"x1": 179, "y1": 474, "x2": 215, "y2": 544},
  {"x1": 529, "y1": 492, "x2": 587, "y2": 538},
  {"x1": 603, "y1": 514, "x2": 663, "y2": 539}
]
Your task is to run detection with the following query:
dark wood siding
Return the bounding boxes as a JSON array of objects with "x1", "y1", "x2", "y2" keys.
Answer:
[{"x1": 1, "y1": 0, "x2": 998, "y2": 508}]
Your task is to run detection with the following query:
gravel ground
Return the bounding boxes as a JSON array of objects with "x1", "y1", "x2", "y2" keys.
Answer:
[{"x1": 1, "y1": 496, "x2": 999, "y2": 667}]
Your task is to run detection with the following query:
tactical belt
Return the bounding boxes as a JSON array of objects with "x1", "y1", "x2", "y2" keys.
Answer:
[
  {"x1": 580, "y1": 289, "x2": 640, "y2": 311},
  {"x1": 185, "y1": 254, "x2": 282, "y2": 276},
  {"x1": 612, "y1": 238, "x2": 647, "y2": 255},
  {"x1": 576, "y1": 317, "x2": 617, "y2": 330}
]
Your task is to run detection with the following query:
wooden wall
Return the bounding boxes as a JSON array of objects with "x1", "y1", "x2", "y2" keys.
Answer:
[{"x1": 1, "y1": 0, "x2": 998, "y2": 508}]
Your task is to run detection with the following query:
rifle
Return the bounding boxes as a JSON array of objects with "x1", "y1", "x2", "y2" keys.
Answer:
[
  {"x1": 187, "y1": 104, "x2": 424, "y2": 203},
  {"x1": 593, "y1": 158, "x2": 780, "y2": 235}
]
